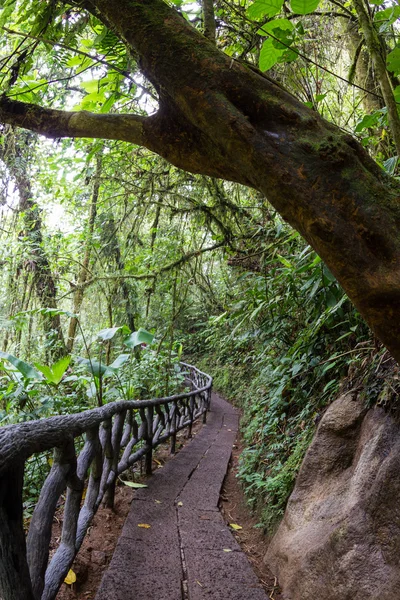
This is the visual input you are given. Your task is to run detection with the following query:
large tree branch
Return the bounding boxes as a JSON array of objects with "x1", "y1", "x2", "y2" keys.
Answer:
[
  {"x1": 0, "y1": 96, "x2": 147, "y2": 143},
  {"x1": 0, "y1": 96, "x2": 250, "y2": 182}
]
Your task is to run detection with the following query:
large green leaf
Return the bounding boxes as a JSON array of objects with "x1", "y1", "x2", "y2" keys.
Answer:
[
  {"x1": 34, "y1": 356, "x2": 71, "y2": 385},
  {"x1": 258, "y1": 19, "x2": 296, "y2": 71},
  {"x1": 0, "y1": 351, "x2": 43, "y2": 380},
  {"x1": 259, "y1": 38, "x2": 283, "y2": 71},
  {"x1": 375, "y1": 5, "x2": 400, "y2": 32},
  {"x1": 387, "y1": 45, "x2": 400, "y2": 76},
  {"x1": 290, "y1": 0, "x2": 320, "y2": 14},
  {"x1": 106, "y1": 353, "x2": 130, "y2": 373},
  {"x1": 247, "y1": 0, "x2": 284, "y2": 19},
  {"x1": 97, "y1": 326, "x2": 122, "y2": 341},
  {"x1": 78, "y1": 358, "x2": 109, "y2": 378},
  {"x1": 124, "y1": 328, "x2": 154, "y2": 349},
  {"x1": 355, "y1": 110, "x2": 383, "y2": 132},
  {"x1": 258, "y1": 18, "x2": 294, "y2": 36}
]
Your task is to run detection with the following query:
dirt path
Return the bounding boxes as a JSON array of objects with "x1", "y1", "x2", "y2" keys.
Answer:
[{"x1": 93, "y1": 392, "x2": 272, "y2": 600}]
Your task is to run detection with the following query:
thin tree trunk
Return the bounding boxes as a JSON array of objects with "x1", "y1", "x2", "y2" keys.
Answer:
[
  {"x1": 67, "y1": 152, "x2": 102, "y2": 353},
  {"x1": 345, "y1": 19, "x2": 382, "y2": 114},
  {"x1": 352, "y1": 0, "x2": 400, "y2": 155},
  {"x1": 202, "y1": 0, "x2": 216, "y2": 43}
]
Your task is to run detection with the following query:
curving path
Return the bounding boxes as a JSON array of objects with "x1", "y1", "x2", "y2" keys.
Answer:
[{"x1": 95, "y1": 392, "x2": 269, "y2": 600}]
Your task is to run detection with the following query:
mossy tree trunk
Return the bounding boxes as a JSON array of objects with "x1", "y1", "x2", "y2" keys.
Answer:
[{"x1": 0, "y1": 131, "x2": 66, "y2": 359}]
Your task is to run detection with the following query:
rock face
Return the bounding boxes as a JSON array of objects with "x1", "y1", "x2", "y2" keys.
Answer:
[{"x1": 265, "y1": 392, "x2": 400, "y2": 600}]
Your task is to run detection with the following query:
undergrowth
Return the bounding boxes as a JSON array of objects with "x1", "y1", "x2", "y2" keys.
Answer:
[{"x1": 186, "y1": 221, "x2": 373, "y2": 533}]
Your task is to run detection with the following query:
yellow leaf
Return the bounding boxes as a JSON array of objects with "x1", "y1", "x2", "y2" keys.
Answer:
[
  {"x1": 64, "y1": 569, "x2": 76, "y2": 585},
  {"x1": 154, "y1": 458, "x2": 162, "y2": 465},
  {"x1": 196, "y1": 580, "x2": 203, "y2": 587},
  {"x1": 121, "y1": 481, "x2": 148, "y2": 489},
  {"x1": 229, "y1": 523, "x2": 242, "y2": 531},
  {"x1": 223, "y1": 548, "x2": 233, "y2": 552},
  {"x1": 177, "y1": 501, "x2": 183, "y2": 507},
  {"x1": 155, "y1": 500, "x2": 162, "y2": 504},
  {"x1": 137, "y1": 523, "x2": 151, "y2": 529}
]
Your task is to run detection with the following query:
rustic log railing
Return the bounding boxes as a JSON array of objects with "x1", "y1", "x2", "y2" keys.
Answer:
[{"x1": 0, "y1": 362, "x2": 212, "y2": 600}]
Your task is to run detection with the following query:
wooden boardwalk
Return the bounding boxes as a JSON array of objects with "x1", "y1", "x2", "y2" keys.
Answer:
[{"x1": 95, "y1": 392, "x2": 269, "y2": 600}]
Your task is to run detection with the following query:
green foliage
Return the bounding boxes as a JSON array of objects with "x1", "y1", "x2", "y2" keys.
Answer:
[
  {"x1": 247, "y1": 0, "x2": 284, "y2": 19},
  {"x1": 290, "y1": 0, "x2": 321, "y2": 14},
  {"x1": 0, "y1": 324, "x2": 185, "y2": 424},
  {"x1": 186, "y1": 216, "x2": 370, "y2": 531},
  {"x1": 34, "y1": 356, "x2": 71, "y2": 385},
  {"x1": 0, "y1": 350, "x2": 43, "y2": 381},
  {"x1": 259, "y1": 20, "x2": 297, "y2": 71},
  {"x1": 124, "y1": 328, "x2": 154, "y2": 348}
]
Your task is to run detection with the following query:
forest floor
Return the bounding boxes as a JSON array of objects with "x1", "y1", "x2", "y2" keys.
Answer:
[
  {"x1": 220, "y1": 440, "x2": 283, "y2": 600},
  {"x1": 56, "y1": 404, "x2": 282, "y2": 600}
]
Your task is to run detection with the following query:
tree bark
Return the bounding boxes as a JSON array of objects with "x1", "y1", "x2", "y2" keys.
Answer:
[
  {"x1": 0, "y1": 132, "x2": 66, "y2": 359},
  {"x1": 1, "y1": 0, "x2": 400, "y2": 362},
  {"x1": 344, "y1": 18, "x2": 383, "y2": 115},
  {"x1": 202, "y1": 0, "x2": 216, "y2": 43},
  {"x1": 66, "y1": 153, "x2": 102, "y2": 353},
  {"x1": 352, "y1": 0, "x2": 400, "y2": 155}
]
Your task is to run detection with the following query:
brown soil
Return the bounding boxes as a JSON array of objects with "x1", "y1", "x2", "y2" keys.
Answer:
[
  {"x1": 219, "y1": 437, "x2": 283, "y2": 600},
  {"x1": 56, "y1": 485, "x2": 134, "y2": 600},
  {"x1": 56, "y1": 420, "x2": 282, "y2": 600}
]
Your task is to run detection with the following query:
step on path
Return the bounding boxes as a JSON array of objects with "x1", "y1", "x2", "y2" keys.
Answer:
[{"x1": 95, "y1": 392, "x2": 269, "y2": 600}]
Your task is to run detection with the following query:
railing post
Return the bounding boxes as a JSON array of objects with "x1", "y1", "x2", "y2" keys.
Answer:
[
  {"x1": 203, "y1": 393, "x2": 208, "y2": 424},
  {"x1": 27, "y1": 441, "x2": 75, "y2": 600},
  {"x1": 0, "y1": 461, "x2": 36, "y2": 600},
  {"x1": 187, "y1": 396, "x2": 195, "y2": 438},
  {"x1": 170, "y1": 402, "x2": 177, "y2": 454},
  {"x1": 145, "y1": 405, "x2": 154, "y2": 475},
  {"x1": 104, "y1": 411, "x2": 126, "y2": 509}
]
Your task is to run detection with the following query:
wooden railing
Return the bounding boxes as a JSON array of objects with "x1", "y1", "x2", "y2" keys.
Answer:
[{"x1": 0, "y1": 362, "x2": 212, "y2": 600}]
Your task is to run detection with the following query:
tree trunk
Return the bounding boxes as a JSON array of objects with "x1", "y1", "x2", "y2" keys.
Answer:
[
  {"x1": 66, "y1": 152, "x2": 102, "y2": 353},
  {"x1": 0, "y1": 132, "x2": 66, "y2": 359},
  {"x1": 2, "y1": 0, "x2": 400, "y2": 361},
  {"x1": 352, "y1": 0, "x2": 400, "y2": 155},
  {"x1": 344, "y1": 18, "x2": 383, "y2": 115}
]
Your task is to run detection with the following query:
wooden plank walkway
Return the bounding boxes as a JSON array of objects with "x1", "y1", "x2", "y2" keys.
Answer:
[{"x1": 95, "y1": 392, "x2": 269, "y2": 600}]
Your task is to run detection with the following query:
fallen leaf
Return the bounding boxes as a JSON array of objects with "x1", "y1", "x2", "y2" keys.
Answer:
[
  {"x1": 177, "y1": 501, "x2": 183, "y2": 507},
  {"x1": 229, "y1": 523, "x2": 242, "y2": 531},
  {"x1": 64, "y1": 569, "x2": 76, "y2": 585},
  {"x1": 120, "y1": 481, "x2": 148, "y2": 489},
  {"x1": 196, "y1": 580, "x2": 203, "y2": 587},
  {"x1": 154, "y1": 458, "x2": 162, "y2": 465},
  {"x1": 223, "y1": 549, "x2": 233, "y2": 553},
  {"x1": 137, "y1": 523, "x2": 151, "y2": 529},
  {"x1": 155, "y1": 500, "x2": 162, "y2": 504}
]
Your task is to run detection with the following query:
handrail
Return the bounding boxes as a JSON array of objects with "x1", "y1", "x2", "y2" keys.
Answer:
[{"x1": 0, "y1": 362, "x2": 212, "y2": 600}]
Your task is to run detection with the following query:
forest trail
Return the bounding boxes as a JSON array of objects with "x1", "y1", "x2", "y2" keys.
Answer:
[{"x1": 94, "y1": 392, "x2": 269, "y2": 600}]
